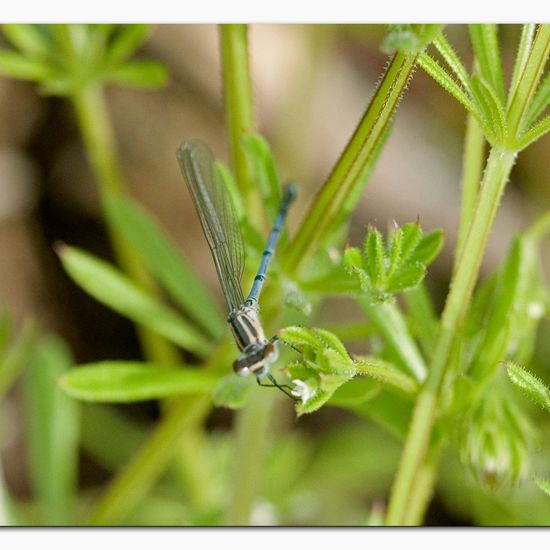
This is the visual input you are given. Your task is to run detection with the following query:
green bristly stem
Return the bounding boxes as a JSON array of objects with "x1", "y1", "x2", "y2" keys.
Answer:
[
  {"x1": 222, "y1": 390, "x2": 275, "y2": 525},
  {"x1": 71, "y1": 85, "x2": 179, "y2": 366},
  {"x1": 453, "y1": 113, "x2": 485, "y2": 273},
  {"x1": 219, "y1": 24, "x2": 261, "y2": 225},
  {"x1": 219, "y1": 23, "x2": 276, "y2": 526},
  {"x1": 386, "y1": 146, "x2": 516, "y2": 525},
  {"x1": 386, "y1": 25, "x2": 550, "y2": 525},
  {"x1": 282, "y1": 49, "x2": 419, "y2": 277}
]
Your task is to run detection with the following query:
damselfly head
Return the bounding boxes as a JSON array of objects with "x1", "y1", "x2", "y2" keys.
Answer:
[{"x1": 233, "y1": 340, "x2": 278, "y2": 377}]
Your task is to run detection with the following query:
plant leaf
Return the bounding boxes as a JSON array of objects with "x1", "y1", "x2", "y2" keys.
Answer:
[
  {"x1": 104, "y1": 193, "x2": 225, "y2": 340},
  {"x1": 516, "y1": 114, "x2": 550, "y2": 151},
  {"x1": 0, "y1": 321, "x2": 37, "y2": 401},
  {"x1": 24, "y1": 335, "x2": 79, "y2": 525},
  {"x1": 1, "y1": 24, "x2": 53, "y2": 59},
  {"x1": 0, "y1": 49, "x2": 52, "y2": 80},
  {"x1": 212, "y1": 374, "x2": 255, "y2": 409},
  {"x1": 58, "y1": 245, "x2": 211, "y2": 357},
  {"x1": 105, "y1": 60, "x2": 168, "y2": 88},
  {"x1": 242, "y1": 134, "x2": 282, "y2": 221},
  {"x1": 106, "y1": 24, "x2": 151, "y2": 64},
  {"x1": 433, "y1": 33, "x2": 473, "y2": 94},
  {"x1": 60, "y1": 362, "x2": 219, "y2": 402},
  {"x1": 506, "y1": 361, "x2": 550, "y2": 412},
  {"x1": 508, "y1": 24, "x2": 536, "y2": 107},
  {"x1": 469, "y1": 25, "x2": 506, "y2": 105},
  {"x1": 524, "y1": 72, "x2": 550, "y2": 129},
  {"x1": 418, "y1": 53, "x2": 476, "y2": 116},
  {"x1": 470, "y1": 74, "x2": 506, "y2": 143},
  {"x1": 355, "y1": 356, "x2": 418, "y2": 395}
]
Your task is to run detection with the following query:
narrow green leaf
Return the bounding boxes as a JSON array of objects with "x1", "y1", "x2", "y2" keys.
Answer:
[
  {"x1": 214, "y1": 161, "x2": 245, "y2": 222},
  {"x1": 0, "y1": 49, "x2": 52, "y2": 80},
  {"x1": 359, "y1": 299, "x2": 427, "y2": 381},
  {"x1": 469, "y1": 25, "x2": 506, "y2": 105},
  {"x1": 212, "y1": 373, "x2": 255, "y2": 409},
  {"x1": 60, "y1": 362, "x2": 219, "y2": 403},
  {"x1": 470, "y1": 75, "x2": 506, "y2": 143},
  {"x1": 58, "y1": 245, "x2": 211, "y2": 357},
  {"x1": 535, "y1": 477, "x2": 550, "y2": 498},
  {"x1": 349, "y1": 390, "x2": 413, "y2": 439},
  {"x1": 242, "y1": 134, "x2": 282, "y2": 221},
  {"x1": 410, "y1": 229, "x2": 444, "y2": 265},
  {"x1": 507, "y1": 24, "x2": 550, "y2": 137},
  {"x1": 403, "y1": 283, "x2": 439, "y2": 355},
  {"x1": 508, "y1": 24, "x2": 536, "y2": 107},
  {"x1": 516, "y1": 114, "x2": 550, "y2": 151},
  {"x1": 387, "y1": 226, "x2": 403, "y2": 279},
  {"x1": 468, "y1": 237, "x2": 526, "y2": 381},
  {"x1": 104, "y1": 194, "x2": 225, "y2": 340},
  {"x1": 355, "y1": 356, "x2": 419, "y2": 395},
  {"x1": 398, "y1": 223, "x2": 423, "y2": 262},
  {"x1": 506, "y1": 361, "x2": 550, "y2": 412},
  {"x1": 329, "y1": 377, "x2": 380, "y2": 405},
  {"x1": 365, "y1": 227, "x2": 385, "y2": 287},
  {"x1": 24, "y1": 335, "x2": 79, "y2": 525},
  {"x1": 0, "y1": 321, "x2": 37, "y2": 401},
  {"x1": 433, "y1": 33, "x2": 473, "y2": 94},
  {"x1": 418, "y1": 53, "x2": 477, "y2": 116},
  {"x1": 524, "y1": 72, "x2": 550, "y2": 128},
  {"x1": 106, "y1": 24, "x2": 150, "y2": 64},
  {"x1": 106, "y1": 60, "x2": 168, "y2": 88},
  {"x1": 390, "y1": 264, "x2": 425, "y2": 292},
  {"x1": 1, "y1": 24, "x2": 53, "y2": 59}
]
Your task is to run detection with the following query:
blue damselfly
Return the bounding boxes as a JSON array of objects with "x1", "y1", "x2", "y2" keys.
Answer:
[{"x1": 177, "y1": 140, "x2": 297, "y2": 398}]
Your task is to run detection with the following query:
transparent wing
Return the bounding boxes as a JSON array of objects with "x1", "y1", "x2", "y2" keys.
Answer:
[{"x1": 177, "y1": 140, "x2": 245, "y2": 312}]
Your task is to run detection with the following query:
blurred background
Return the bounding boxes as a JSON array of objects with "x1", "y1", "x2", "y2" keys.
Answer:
[{"x1": 0, "y1": 24, "x2": 549, "y2": 525}]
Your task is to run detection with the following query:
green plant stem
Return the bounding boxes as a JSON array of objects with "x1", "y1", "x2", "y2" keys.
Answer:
[
  {"x1": 71, "y1": 85, "x2": 179, "y2": 366},
  {"x1": 219, "y1": 22, "x2": 277, "y2": 525},
  {"x1": 219, "y1": 24, "x2": 259, "y2": 219},
  {"x1": 87, "y1": 396, "x2": 210, "y2": 525},
  {"x1": 454, "y1": 113, "x2": 485, "y2": 272},
  {"x1": 283, "y1": 49, "x2": 419, "y2": 277},
  {"x1": 385, "y1": 146, "x2": 516, "y2": 525},
  {"x1": 223, "y1": 390, "x2": 275, "y2": 525},
  {"x1": 401, "y1": 449, "x2": 439, "y2": 525}
]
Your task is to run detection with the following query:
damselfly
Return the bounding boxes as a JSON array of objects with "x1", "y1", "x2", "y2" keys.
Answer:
[{"x1": 177, "y1": 140, "x2": 297, "y2": 398}]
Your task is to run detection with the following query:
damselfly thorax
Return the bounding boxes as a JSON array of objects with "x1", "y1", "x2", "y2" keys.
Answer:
[{"x1": 228, "y1": 305, "x2": 278, "y2": 376}]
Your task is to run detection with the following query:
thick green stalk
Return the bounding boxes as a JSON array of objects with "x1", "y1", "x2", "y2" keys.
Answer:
[
  {"x1": 386, "y1": 146, "x2": 516, "y2": 525},
  {"x1": 71, "y1": 85, "x2": 179, "y2": 365},
  {"x1": 453, "y1": 113, "x2": 485, "y2": 272},
  {"x1": 223, "y1": 390, "x2": 275, "y2": 525},
  {"x1": 219, "y1": 24, "x2": 258, "y2": 216},
  {"x1": 283, "y1": 50, "x2": 419, "y2": 276},
  {"x1": 219, "y1": 23, "x2": 278, "y2": 526},
  {"x1": 401, "y1": 448, "x2": 439, "y2": 525}
]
